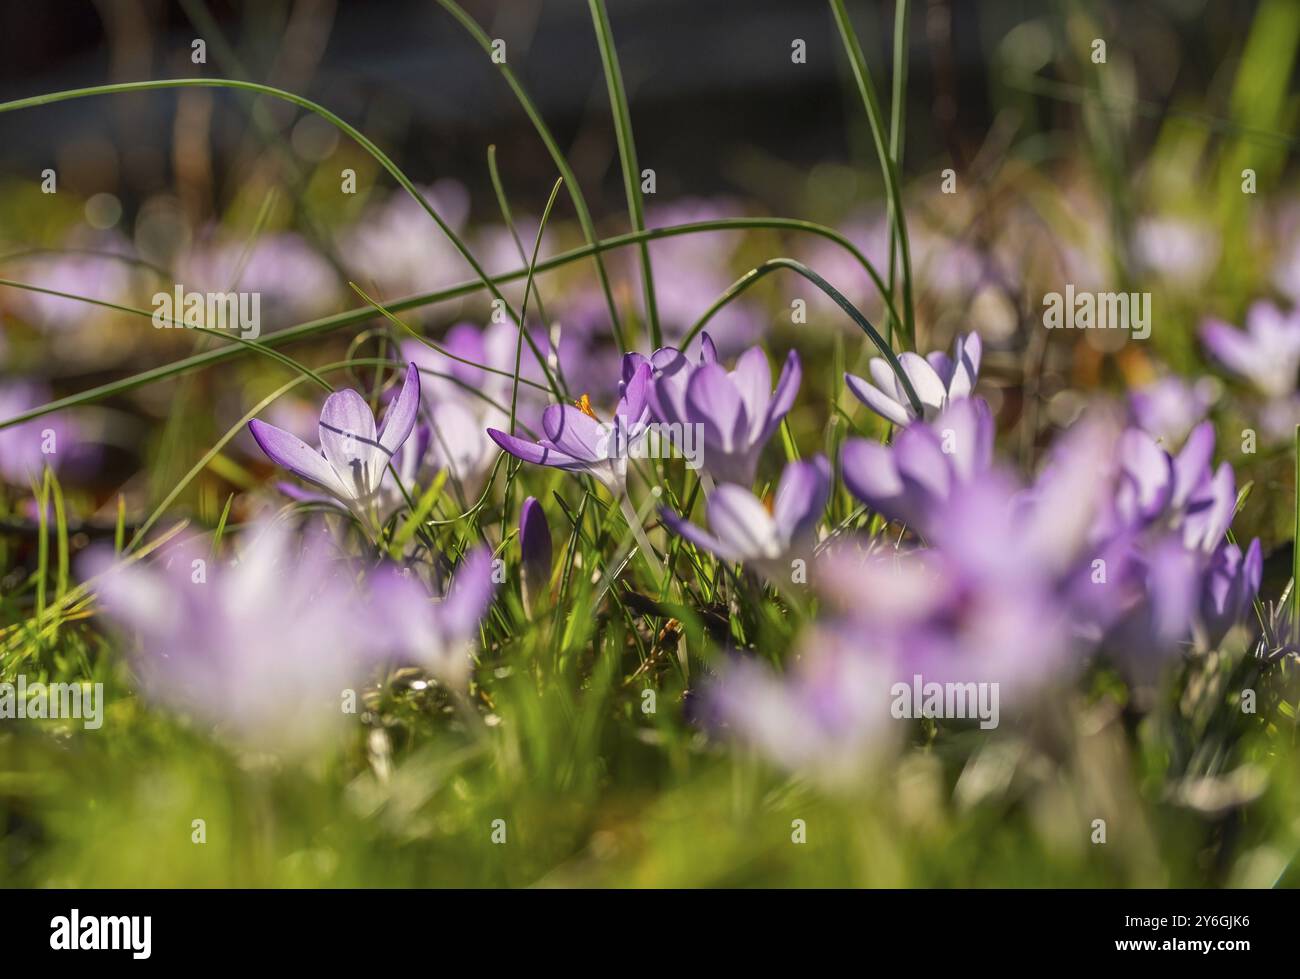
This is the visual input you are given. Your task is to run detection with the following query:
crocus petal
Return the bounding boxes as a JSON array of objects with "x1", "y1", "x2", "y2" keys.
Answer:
[
  {"x1": 731, "y1": 347, "x2": 774, "y2": 442},
  {"x1": 688, "y1": 363, "x2": 747, "y2": 453},
  {"x1": 840, "y1": 438, "x2": 906, "y2": 521},
  {"x1": 486, "y1": 428, "x2": 587, "y2": 471},
  {"x1": 319, "y1": 389, "x2": 384, "y2": 499},
  {"x1": 707, "y1": 485, "x2": 783, "y2": 560},
  {"x1": 1171, "y1": 420, "x2": 1214, "y2": 509},
  {"x1": 896, "y1": 352, "x2": 948, "y2": 414},
  {"x1": 249, "y1": 419, "x2": 351, "y2": 500},
  {"x1": 772, "y1": 455, "x2": 831, "y2": 541},
  {"x1": 845, "y1": 372, "x2": 912, "y2": 426},
  {"x1": 760, "y1": 350, "x2": 802, "y2": 442},
  {"x1": 378, "y1": 362, "x2": 421, "y2": 457},
  {"x1": 660, "y1": 507, "x2": 742, "y2": 562},
  {"x1": 542, "y1": 404, "x2": 609, "y2": 462}
]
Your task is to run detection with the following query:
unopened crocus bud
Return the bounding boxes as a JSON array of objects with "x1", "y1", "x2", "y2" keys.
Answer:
[{"x1": 520, "y1": 496, "x2": 552, "y2": 616}]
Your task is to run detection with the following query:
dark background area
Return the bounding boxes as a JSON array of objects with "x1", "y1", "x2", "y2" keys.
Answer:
[{"x1": 0, "y1": 0, "x2": 1276, "y2": 222}]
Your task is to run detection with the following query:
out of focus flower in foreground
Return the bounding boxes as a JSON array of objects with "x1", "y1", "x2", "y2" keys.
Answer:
[
  {"x1": 84, "y1": 522, "x2": 381, "y2": 752},
  {"x1": 840, "y1": 397, "x2": 994, "y2": 534},
  {"x1": 845, "y1": 332, "x2": 981, "y2": 426},
  {"x1": 372, "y1": 547, "x2": 496, "y2": 689},
  {"x1": 248, "y1": 363, "x2": 420, "y2": 513},
  {"x1": 661, "y1": 456, "x2": 830, "y2": 580}
]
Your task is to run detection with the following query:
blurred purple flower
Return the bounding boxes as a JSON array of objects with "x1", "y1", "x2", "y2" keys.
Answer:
[
  {"x1": 1128, "y1": 375, "x2": 1218, "y2": 446},
  {"x1": 0, "y1": 381, "x2": 80, "y2": 486},
  {"x1": 1201, "y1": 538, "x2": 1263, "y2": 647},
  {"x1": 1201, "y1": 301, "x2": 1300, "y2": 399},
  {"x1": 845, "y1": 332, "x2": 981, "y2": 426},
  {"x1": 372, "y1": 547, "x2": 496, "y2": 688},
  {"x1": 83, "y1": 521, "x2": 384, "y2": 752},
  {"x1": 841, "y1": 397, "x2": 994, "y2": 532},
  {"x1": 661, "y1": 455, "x2": 830, "y2": 579}
]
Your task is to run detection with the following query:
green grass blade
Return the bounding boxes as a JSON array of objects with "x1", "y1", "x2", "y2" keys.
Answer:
[
  {"x1": 435, "y1": 0, "x2": 629, "y2": 352},
  {"x1": 1, "y1": 217, "x2": 891, "y2": 430},
  {"x1": 828, "y1": 0, "x2": 914, "y2": 345},
  {"x1": 588, "y1": 0, "x2": 660, "y2": 348}
]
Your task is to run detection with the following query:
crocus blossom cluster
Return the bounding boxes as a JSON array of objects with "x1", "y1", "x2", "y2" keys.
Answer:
[{"x1": 705, "y1": 327, "x2": 1263, "y2": 780}]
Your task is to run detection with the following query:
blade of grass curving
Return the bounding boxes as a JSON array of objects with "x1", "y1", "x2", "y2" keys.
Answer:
[
  {"x1": 0, "y1": 77, "x2": 525, "y2": 334},
  {"x1": 435, "y1": 0, "x2": 628, "y2": 352},
  {"x1": 588, "y1": 0, "x2": 660, "y2": 348},
  {"x1": 486, "y1": 144, "x2": 555, "y2": 347},
  {"x1": 502, "y1": 179, "x2": 567, "y2": 528},
  {"x1": 680, "y1": 257, "x2": 921, "y2": 416},
  {"x1": 683, "y1": 246, "x2": 899, "y2": 347},
  {"x1": 828, "y1": 0, "x2": 914, "y2": 344},
  {"x1": 347, "y1": 283, "x2": 554, "y2": 397},
  {"x1": 0, "y1": 276, "x2": 333, "y2": 392},
  {"x1": 1, "y1": 217, "x2": 888, "y2": 430}
]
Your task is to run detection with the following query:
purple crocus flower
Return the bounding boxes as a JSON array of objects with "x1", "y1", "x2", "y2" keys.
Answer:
[
  {"x1": 1127, "y1": 375, "x2": 1218, "y2": 447},
  {"x1": 0, "y1": 381, "x2": 76, "y2": 486},
  {"x1": 845, "y1": 332, "x2": 981, "y2": 425},
  {"x1": 1201, "y1": 539, "x2": 1263, "y2": 646},
  {"x1": 519, "y1": 496, "x2": 552, "y2": 616},
  {"x1": 645, "y1": 338, "x2": 800, "y2": 485},
  {"x1": 660, "y1": 455, "x2": 830, "y2": 579},
  {"x1": 83, "y1": 521, "x2": 386, "y2": 753},
  {"x1": 840, "y1": 397, "x2": 993, "y2": 533},
  {"x1": 372, "y1": 547, "x2": 496, "y2": 689},
  {"x1": 486, "y1": 360, "x2": 652, "y2": 495},
  {"x1": 248, "y1": 363, "x2": 421, "y2": 512},
  {"x1": 1200, "y1": 301, "x2": 1300, "y2": 399},
  {"x1": 705, "y1": 626, "x2": 900, "y2": 785}
]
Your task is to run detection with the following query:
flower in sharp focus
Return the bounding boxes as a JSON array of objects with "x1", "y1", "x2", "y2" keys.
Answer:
[
  {"x1": 486, "y1": 359, "x2": 652, "y2": 495},
  {"x1": 646, "y1": 337, "x2": 800, "y2": 485},
  {"x1": 660, "y1": 455, "x2": 830, "y2": 579},
  {"x1": 248, "y1": 363, "x2": 421, "y2": 512},
  {"x1": 845, "y1": 332, "x2": 981, "y2": 425},
  {"x1": 1200, "y1": 301, "x2": 1300, "y2": 400}
]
